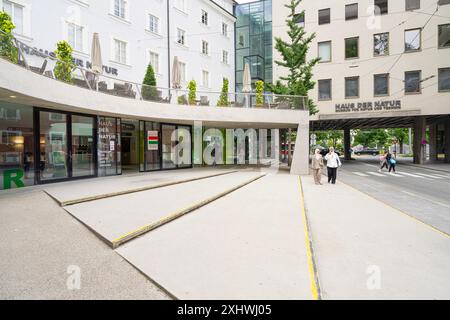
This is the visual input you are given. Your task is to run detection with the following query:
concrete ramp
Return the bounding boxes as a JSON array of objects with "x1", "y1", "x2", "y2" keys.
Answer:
[
  {"x1": 44, "y1": 168, "x2": 236, "y2": 206},
  {"x1": 116, "y1": 174, "x2": 314, "y2": 300},
  {"x1": 64, "y1": 172, "x2": 264, "y2": 248}
]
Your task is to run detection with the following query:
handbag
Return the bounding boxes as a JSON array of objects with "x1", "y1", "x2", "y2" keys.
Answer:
[{"x1": 390, "y1": 159, "x2": 396, "y2": 165}]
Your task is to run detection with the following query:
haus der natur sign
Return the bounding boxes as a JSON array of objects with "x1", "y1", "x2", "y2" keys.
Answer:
[{"x1": 335, "y1": 100, "x2": 401, "y2": 113}]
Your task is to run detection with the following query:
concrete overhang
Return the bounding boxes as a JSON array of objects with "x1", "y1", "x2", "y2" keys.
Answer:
[{"x1": 0, "y1": 59, "x2": 307, "y2": 129}]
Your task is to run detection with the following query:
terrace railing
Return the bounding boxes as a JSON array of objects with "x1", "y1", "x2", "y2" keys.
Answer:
[{"x1": 0, "y1": 29, "x2": 308, "y2": 110}]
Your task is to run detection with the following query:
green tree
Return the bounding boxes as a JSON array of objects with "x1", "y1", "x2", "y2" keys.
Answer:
[
  {"x1": 255, "y1": 80, "x2": 264, "y2": 107},
  {"x1": 188, "y1": 80, "x2": 197, "y2": 105},
  {"x1": 314, "y1": 131, "x2": 343, "y2": 148},
  {"x1": 141, "y1": 63, "x2": 158, "y2": 100},
  {"x1": 387, "y1": 128, "x2": 409, "y2": 153},
  {"x1": 0, "y1": 11, "x2": 18, "y2": 63},
  {"x1": 267, "y1": 0, "x2": 320, "y2": 115},
  {"x1": 353, "y1": 129, "x2": 389, "y2": 149},
  {"x1": 217, "y1": 78, "x2": 229, "y2": 107},
  {"x1": 53, "y1": 41, "x2": 74, "y2": 83}
]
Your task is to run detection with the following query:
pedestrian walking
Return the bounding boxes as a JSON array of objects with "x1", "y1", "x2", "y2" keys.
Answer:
[
  {"x1": 386, "y1": 151, "x2": 397, "y2": 173},
  {"x1": 379, "y1": 150, "x2": 388, "y2": 172},
  {"x1": 311, "y1": 148, "x2": 324, "y2": 185},
  {"x1": 325, "y1": 147, "x2": 341, "y2": 184}
]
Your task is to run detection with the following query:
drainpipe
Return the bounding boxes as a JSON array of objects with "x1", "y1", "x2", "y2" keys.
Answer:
[{"x1": 167, "y1": 0, "x2": 171, "y2": 89}]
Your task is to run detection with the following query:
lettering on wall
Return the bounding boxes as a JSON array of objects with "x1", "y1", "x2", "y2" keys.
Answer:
[{"x1": 335, "y1": 100, "x2": 401, "y2": 113}]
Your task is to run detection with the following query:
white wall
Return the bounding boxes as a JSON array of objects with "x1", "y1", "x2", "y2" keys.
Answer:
[
  {"x1": 2, "y1": 0, "x2": 235, "y2": 92},
  {"x1": 272, "y1": 0, "x2": 450, "y2": 119}
]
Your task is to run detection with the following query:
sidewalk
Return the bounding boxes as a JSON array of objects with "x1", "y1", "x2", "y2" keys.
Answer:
[{"x1": 301, "y1": 175, "x2": 450, "y2": 299}]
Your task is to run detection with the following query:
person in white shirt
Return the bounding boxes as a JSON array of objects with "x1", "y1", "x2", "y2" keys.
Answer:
[{"x1": 324, "y1": 147, "x2": 341, "y2": 184}]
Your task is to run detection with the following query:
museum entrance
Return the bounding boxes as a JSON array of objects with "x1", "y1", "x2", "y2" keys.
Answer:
[{"x1": 120, "y1": 119, "x2": 140, "y2": 173}]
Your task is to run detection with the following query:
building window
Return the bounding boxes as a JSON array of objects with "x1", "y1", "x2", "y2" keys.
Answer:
[
  {"x1": 202, "y1": 70, "x2": 209, "y2": 88},
  {"x1": 293, "y1": 12, "x2": 305, "y2": 27},
  {"x1": 148, "y1": 14, "x2": 159, "y2": 34},
  {"x1": 177, "y1": 28, "x2": 185, "y2": 45},
  {"x1": 179, "y1": 61, "x2": 186, "y2": 83},
  {"x1": 374, "y1": 74, "x2": 389, "y2": 96},
  {"x1": 114, "y1": 0, "x2": 126, "y2": 19},
  {"x1": 438, "y1": 0, "x2": 450, "y2": 5},
  {"x1": 438, "y1": 68, "x2": 450, "y2": 92},
  {"x1": 345, "y1": 3, "x2": 358, "y2": 20},
  {"x1": 345, "y1": 76, "x2": 359, "y2": 98},
  {"x1": 318, "y1": 79, "x2": 332, "y2": 100},
  {"x1": 345, "y1": 37, "x2": 359, "y2": 59},
  {"x1": 318, "y1": 41, "x2": 331, "y2": 62},
  {"x1": 438, "y1": 24, "x2": 450, "y2": 48},
  {"x1": 149, "y1": 51, "x2": 159, "y2": 74},
  {"x1": 406, "y1": 0, "x2": 420, "y2": 10},
  {"x1": 201, "y1": 10, "x2": 208, "y2": 26},
  {"x1": 222, "y1": 50, "x2": 229, "y2": 64},
  {"x1": 2, "y1": 1, "x2": 24, "y2": 35},
  {"x1": 375, "y1": 0, "x2": 388, "y2": 15},
  {"x1": 114, "y1": 39, "x2": 127, "y2": 64},
  {"x1": 405, "y1": 70, "x2": 421, "y2": 94},
  {"x1": 405, "y1": 28, "x2": 421, "y2": 52},
  {"x1": 202, "y1": 40, "x2": 209, "y2": 55},
  {"x1": 318, "y1": 8, "x2": 330, "y2": 25},
  {"x1": 67, "y1": 22, "x2": 83, "y2": 52},
  {"x1": 222, "y1": 22, "x2": 228, "y2": 37},
  {"x1": 374, "y1": 32, "x2": 389, "y2": 56}
]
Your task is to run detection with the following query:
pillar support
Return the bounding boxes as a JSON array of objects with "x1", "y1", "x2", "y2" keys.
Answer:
[
  {"x1": 413, "y1": 116, "x2": 427, "y2": 164},
  {"x1": 343, "y1": 128, "x2": 352, "y2": 160},
  {"x1": 290, "y1": 122, "x2": 309, "y2": 175},
  {"x1": 429, "y1": 123, "x2": 437, "y2": 162}
]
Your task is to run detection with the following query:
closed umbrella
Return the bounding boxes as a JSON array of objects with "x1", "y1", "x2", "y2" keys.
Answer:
[
  {"x1": 90, "y1": 33, "x2": 103, "y2": 90},
  {"x1": 172, "y1": 56, "x2": 181, "y2": 89},
  {"x1": 242, "y1": 63, "x2": 252, "y2": 107}
]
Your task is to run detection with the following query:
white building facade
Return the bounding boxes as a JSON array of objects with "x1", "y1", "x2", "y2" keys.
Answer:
[
  {"x1": 1, "y1": 0, "x2": 236, "y2": 92},
  {"x1": 272, "y1": 0, "x2": 450, "y2": 162}
]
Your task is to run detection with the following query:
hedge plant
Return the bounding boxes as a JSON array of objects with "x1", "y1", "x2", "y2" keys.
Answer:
[
  {"x1": 217, "y1": 78, "x2": 229, "y2": 107},
  {"x1": 188, "y1": 80, "x2": 197, "y2": 105},
  {"x1": 0, "y1": 11, "x2": 18, "y2": 63},
  {"x1": 142, "y1": 63, "x2": 159, "y2": 100},
  {"x1": 255, "y1": 80, "x2": 264, "y2": 107},
  {"x1": 54, "y1": 41, "x2": 74, "y2": 83}
]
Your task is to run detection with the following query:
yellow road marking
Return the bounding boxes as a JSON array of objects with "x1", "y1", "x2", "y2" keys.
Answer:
[{"x1": 298, "y1": 176, "x2": 320, "y2": 300}]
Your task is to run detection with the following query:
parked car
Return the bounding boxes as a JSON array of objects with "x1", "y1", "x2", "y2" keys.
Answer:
[{"x1": 354, "y1": 148, "x2": 380, "y2": 156}]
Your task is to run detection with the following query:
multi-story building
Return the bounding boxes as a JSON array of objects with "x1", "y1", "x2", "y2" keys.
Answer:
[
  {"x1": 273, "y1": 0, "x2": 450, "y2": 163},
  {"x1": 1, "y1": 0, "x2": 236, "y2": 92},
  {"x1": 234, "y1": 0, "x2": 273, "y2": 92}
]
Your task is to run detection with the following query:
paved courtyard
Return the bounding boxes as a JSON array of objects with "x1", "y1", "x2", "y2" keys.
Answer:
[{"x1": 0, "y1": 168, "x2": 449, "y2": 299}]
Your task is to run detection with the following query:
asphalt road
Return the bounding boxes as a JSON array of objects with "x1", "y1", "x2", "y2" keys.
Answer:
[{"x1": 325, "y1": 156, "x2": 450, "y2": 236}]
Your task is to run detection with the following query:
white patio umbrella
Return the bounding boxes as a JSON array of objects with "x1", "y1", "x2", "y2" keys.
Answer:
[
  {"x1": 90, "y1": 33, "x2": 103, "y2": 90},
  {"x1": 172, "y1": 56, "x2": 181, "y2": 89},
  {"x1": 242, "y1": 63, "x2": 252, "y2": 107}
]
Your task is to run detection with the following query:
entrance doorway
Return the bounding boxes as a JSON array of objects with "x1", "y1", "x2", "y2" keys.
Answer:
[{"x1": 120, "y1": 119, "x2": 140, "y2": 173}]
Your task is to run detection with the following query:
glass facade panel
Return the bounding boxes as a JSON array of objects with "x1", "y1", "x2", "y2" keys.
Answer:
[
  {"x1": 0, "y1": 103, "x2": 34, "y2": 190},
  {"x1": 345, "y1": 77, "x2": 359, "y2": 98},
  {"x1": 162, "y1": 124, "x2": 176, "y2": 169},
  {"x1": 39, "y1": 111, "x2": 68, "y2": 181},
  {"x1": 98, "y1": 116, "x2": 119, "y2": 176},
  {"x1": 438, "y1": 24, "x2": 450, "y2": 48},
  {"x1": 71, "y1": 115, "x2": 95, "y2": 177},
  {"x1": 374, "y1": 33, "x2": 389, "y2": 56},
  {"x1": 145, "y1": 121, "x2": 161, "y2": 171},
  {"x1": 405, "y1": 71, "x2": 421, "y2": 93},
  {"x1": 405, "y1": 29, "x2": 421, "y2": 52},
  {"x1": 318, "y1": 79, "x2": 332, "y2": 100},
  {"x1": 374, "y1": 74, "x2": 389, "y2": 96}
]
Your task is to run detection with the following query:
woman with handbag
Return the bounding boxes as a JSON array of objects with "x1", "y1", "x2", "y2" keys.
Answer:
[{"x1": 312, "y1": 148, "x2": 324, "y2": 185}]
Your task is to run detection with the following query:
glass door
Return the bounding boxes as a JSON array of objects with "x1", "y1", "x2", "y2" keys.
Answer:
[
  {"x1": 37, "y1": 110, "x2": 96, "y2": 183},
  {"x1": 38, "y1": 111, "x2": 69, "y2": 181},
  {"x1": 71, "y1": 115, "x2": 96, "y2": 177}
]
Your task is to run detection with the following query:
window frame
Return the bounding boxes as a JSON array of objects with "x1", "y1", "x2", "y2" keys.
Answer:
[
  {"x1": 222, "y1": 50, "x2": 229, "y2": 64},
  {"x1": 404, "y1": 28, "x2": 422, "y2": 52},
  {"x1": 345, "y1": 3, "x2": 358, "y2": 21},
  {"x1": 202, "y1": 70, "x2": 209, "y2": 88},
  {"x1": 66, "y1": 22, "x2": 84, "y2": 52},
  {"x1": 318, "y1": 8, "x2": 330, "y2": 25},
  {"x1": 3, "y1": 0, "x2": 24, "y2": 35},
  {"x1": 201, "y1": 9, "x2": 208, "y2": 26},
  {"x1": 345, "y1": 76, "x2": 360, "y2": 99},
  {"x1": 438, "y1": 24, "x2": 450, "y2": 49},
  {"x1": 374, "y1": 0, "x2": 388, "y2": 15},
  {"x1": 222, "y1": 22, "x2": 228, "y2": 37},
  {"x1": 318, "y1": 79, "x2": 332, "y2": 101},
  {"x1": 404, "y1": 70, "x2": 422, "y2": 94},
  {"x1": 113, "y1": 38, "x2": 128, "y2": 65},
  {"x1": 148, "y1": 51, "x2": 160, "y2": 74},
  {"x1": 405, "y1": 0, "x2": 420, "y2": 11},
  {"x1": 373, "y1": 73, "x2": 390, "y2": 97},
  {"x1": 373, "y1": 32, "x2": 390, "y2": 56},
  {"x1": 438, "y1": 67, "x2": 450, "y2": 92},
  {"x1": 177, "y1": 28, "x2": 186, "y2": 45},
  {"x1": 345, "y1": 36, "x2": 359, "y2": 59},
  {"x1": 148, "y1": 13, "x2": 159, "y2": 34},
  {"x1": 201, "y1": 40, "x2": 209, "y2": 55},
  {"x1": 113, "y1": 0, "x2": 127, "y2": 19},
  {"x1": 318, "y1": 40, "x2": 332, "y2": 63}
]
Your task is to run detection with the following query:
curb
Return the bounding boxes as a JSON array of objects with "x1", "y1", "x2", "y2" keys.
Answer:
[
  {"x1": 110, "y1": 173, "x2": 267, "y2": 248},
  {"x1": 298, "y1": 176, "x2": 322, "y2": 300},
  {"x1": 51, "y1": 170, "x2": 238, "y2": 207}
]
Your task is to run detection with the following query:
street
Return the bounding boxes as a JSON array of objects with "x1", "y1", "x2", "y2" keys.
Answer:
[{"x1": 332, "y1": 156, "x2": 450, "y2": 236}]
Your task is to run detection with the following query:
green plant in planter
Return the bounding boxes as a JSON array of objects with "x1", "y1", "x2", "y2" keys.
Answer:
[
  {"x1": 188, "y1": 80, "x2": 197, "y2": 105},
  {"x1": 177, "y1": 94, "x2": 188, "y2": 105},
  {"x1": 54, "y1": 41, "x2": 74, "y2": 83},
  {"x1": 217, "y1": 78, "x2": 229, "y2": 107},
  {"x1": 255, "y1": 80, "x2": 264, "y2": 107},
  {"x1": 141, "y1": 63, "x2": 159, "y2": 101},
  {"x1": 0, "y1": 11, "x2": 18, "y2": 63}
]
